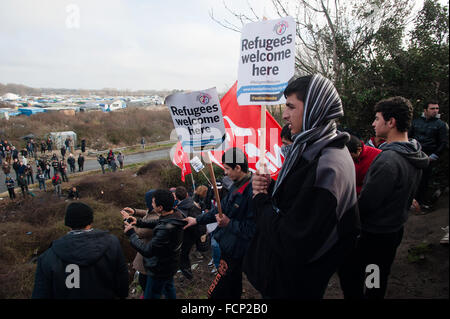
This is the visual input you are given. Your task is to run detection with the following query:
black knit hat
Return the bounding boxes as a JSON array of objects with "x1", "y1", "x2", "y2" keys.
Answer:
[{"x1": 65, "y1": 202, "x2": 94, "y2": 229}]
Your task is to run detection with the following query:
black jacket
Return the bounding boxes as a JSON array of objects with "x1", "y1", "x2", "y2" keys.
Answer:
[
  {"x1": 32, "y1": 229, "x2": 129, "y2": 299},
  {"x1": 126, "y1": 210, "x2": 186, "y2": 279},
  {"x1": 243, "y1": 133, "x2": 360, "y2": 298},
  {"x1": 196, "y1": 174, "x2": 255, "y2": 261},
  {"x1": 409, "y1": 115, "x2": 449, "y2": 156},
  {"x1": 359, "y1": 139, "x2": 429, "y2": 233},
  {"x1": 67, "y1": 156, "x2": 75, "y2": 167},
  {"x1": 177, "y1": 197, "x2": 206, "y2": 240}
]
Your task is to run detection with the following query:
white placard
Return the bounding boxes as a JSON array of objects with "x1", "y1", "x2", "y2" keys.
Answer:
[
  {"x1": 237, "y1": 16, "x2": 296, "y2": 106},
  {"x1": 190, "y1": 156, "x2": 205, "y2": 173},
  {"x1": 166, "y1": 88, "x2": 226, "y2": 153}
]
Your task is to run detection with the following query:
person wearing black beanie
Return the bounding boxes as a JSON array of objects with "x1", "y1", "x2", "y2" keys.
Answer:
[
  {"x1": 32, "y1": 201, "x2": 129, "y2": 299},
  {"x1": 65, "y1": 202, "x2": 93, "y2": 229}
]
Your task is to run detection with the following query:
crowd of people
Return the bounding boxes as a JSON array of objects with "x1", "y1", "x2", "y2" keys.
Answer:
[
  {"x1": 96, "y1": 150, "x2": 124, "y2": 173},
  {"x1": 1, "y1": 136, "x2": 130, "y2": 199},
  {"x1": 1, "y1": 137, "x2": 88, "y2": 199},
  {"x1": 6, "y1": 74, "x2": 449, "y2": 300}
]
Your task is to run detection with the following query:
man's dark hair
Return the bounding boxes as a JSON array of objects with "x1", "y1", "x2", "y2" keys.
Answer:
[
  {"x1": 175, "y1": 186, "x2": 188, "y2": 201},
  {"x1": 283, "y1": 75, "x2": 313, "y2": 102},
  {"x1": 346, "y1": 135, "x2": 362, "y2": 153},
  {"x1": 153, "y1": 189, "x2": 175, "y2": 212},
  {"x1": 374, "y1": 96, "x2": 413, "y2": 132},
  {"x1": 424, "y1": 100, "x2": 439, "y2": 110},
  {"x1": 222, "y1": 147, "x2": 248, "y2": 173},
  {"x1": 281, "y1": 124, "x2": 293, "y2": 142}
]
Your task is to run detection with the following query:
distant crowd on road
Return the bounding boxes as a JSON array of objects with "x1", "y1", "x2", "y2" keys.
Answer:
[
  {"x1": 1, "y1": 136, "x2": 129, "y2": 200},
  {"x1": 96, "y1": 149, "x2": 125, "y2": 174},
  {"x1": 1, "y1": 137, "x2": 87, "y2": 199}
]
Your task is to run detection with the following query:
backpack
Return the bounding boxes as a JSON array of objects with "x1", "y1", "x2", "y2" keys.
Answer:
[{"x1": 52, "y1": 176, "x2": 59, "y2": 185}]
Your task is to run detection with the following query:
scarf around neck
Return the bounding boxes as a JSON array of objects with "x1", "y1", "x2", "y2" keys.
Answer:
[{"x1": 272, "y1": 74, "x2": 344, "y2": 207}]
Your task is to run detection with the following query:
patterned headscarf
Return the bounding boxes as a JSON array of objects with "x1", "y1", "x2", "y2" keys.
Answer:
[{"x1": 272, "y1": 74, "x2": 344, "y2": 203}]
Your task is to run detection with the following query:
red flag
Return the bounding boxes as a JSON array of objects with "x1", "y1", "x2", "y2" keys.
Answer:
[
  {"x1": 209, "y1": 81, "x2": 284, "y2": 179},
  {"x1": 172, "y1": 82, "x2": 284, "y2": 180},
  {"x1": 172, "y1": 142, "x2": 191, "y2": 182}
]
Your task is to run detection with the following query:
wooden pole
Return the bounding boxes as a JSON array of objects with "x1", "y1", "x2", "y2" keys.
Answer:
[
  {"x1": 202, "y1": 151, "x2": 223, "y2": 217},
  {"x1": 259, "y1": 105, "x2": 267, "y2": 173},
  {"x1": 190, "y1": 173, "x2": 196, "y2": 193},
  {"x1": 200, "y1": 170, "x2": 212, "y2": 187}
]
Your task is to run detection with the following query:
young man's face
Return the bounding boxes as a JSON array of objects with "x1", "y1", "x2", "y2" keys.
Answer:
[
  {"x1": 372, "y1": 112, "x2": 389, "y2": 139},
  {"x1": 223, "y1": 164, "x2": 241, "y2": 182},
  {"x1": 283, "y1": 93, "x2": 305, "y2": 135},
  {"x1": 350, "y1": 147, "x2": 362, "y2": 161},
  {"x1": 424, "y1": 104, "x2": 439, "y2": 119},
  {"x1": 152, "y1": 197, "x2": 161, "y2": 213}
]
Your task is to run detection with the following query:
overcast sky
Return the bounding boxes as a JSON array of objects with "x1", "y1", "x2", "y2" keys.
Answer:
[
  {"x1": 0, "y1": 0, "x2": 277, "y2": 92},
  {"x1": 0, "y1": 0, "x2": 446, "y2": 92}
]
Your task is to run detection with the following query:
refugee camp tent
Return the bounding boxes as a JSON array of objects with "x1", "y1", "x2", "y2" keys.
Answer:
[
  {"x1": 18, "y1": 107, "x2": 47, "y2": 116},
  {"x1": 0, "y1": 108, "x2": 20, "y2": 119},
  {"x1": 102, "y1": 100, "x2": 127, "y2": 112},
  {"x1": 49, "y1": 131, "x2": 77, "y2": 150},
  {"x1": 2, "y1": 93, "x2": 20, "y2": 101}
]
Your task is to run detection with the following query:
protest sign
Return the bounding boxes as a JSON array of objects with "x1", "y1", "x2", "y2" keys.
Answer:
[
  {"x1": 190, "y1": 156, "x2": 205, "y2": 173},
  {"x1": 237, "y1": 16, "x2": 296, "y2": 106},
  {"x1": 190, "y1": 156, "x2": 212, "y2": 186},
  {"x1": 166, "y1": 88, "x2": 226, "y2": 153}
]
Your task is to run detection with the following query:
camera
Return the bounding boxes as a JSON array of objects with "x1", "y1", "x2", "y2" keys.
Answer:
[{"x1": 124, "y1": 217, "x2": 134, "y2": 223}]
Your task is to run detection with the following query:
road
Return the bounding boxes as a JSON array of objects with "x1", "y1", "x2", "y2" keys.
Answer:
[{"x1": 0, "y1": 148, "x2": 171, "y2": 194}]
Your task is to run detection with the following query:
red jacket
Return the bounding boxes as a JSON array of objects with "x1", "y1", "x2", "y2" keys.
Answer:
[{"x1": 354, "y1": 143, "x2": 381, "y2": 195}]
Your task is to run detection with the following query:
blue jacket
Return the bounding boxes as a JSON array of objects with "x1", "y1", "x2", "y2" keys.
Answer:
[
  {"x1": 409, "y1": 115, "x2": 449, "y2": 156},
  {"x1": 5, "y1": 178, "x2": 15, "y2": 188},
  {"x1": 196, "y1": 174, "x2": 255, "y2": 260}
]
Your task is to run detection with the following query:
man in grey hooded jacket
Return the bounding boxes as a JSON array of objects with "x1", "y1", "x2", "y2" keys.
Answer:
[{"x1": 338, "y1": 96, "x2": 429, "y2": 299}]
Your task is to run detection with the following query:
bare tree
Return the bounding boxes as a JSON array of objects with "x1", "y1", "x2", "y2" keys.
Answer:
[{"x1": 210, "y1": 0, "x2": 413, "y2": 89}]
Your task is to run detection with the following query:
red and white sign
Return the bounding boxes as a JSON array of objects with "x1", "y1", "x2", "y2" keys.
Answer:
[{"x1": 172, "y1": 81, "x2": 285, "y2": 180}]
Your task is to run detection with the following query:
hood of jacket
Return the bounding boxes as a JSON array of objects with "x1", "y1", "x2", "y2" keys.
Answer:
[
  {"x1": 380, "y1": 139, "x2": 429, "y2": 170},
  {"x1": 176, "y1": 197, "x2": 195, "y2": 215},
  {"x1": 50, "y1": 229, "x2": 113, "y2": 266},
  {"x1": 303, "y1": 130, "x2": 350, "y2": 162}
]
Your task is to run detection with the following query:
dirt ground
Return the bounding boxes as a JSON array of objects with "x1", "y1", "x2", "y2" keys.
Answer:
[
  {"x1": 0, "y1": 161, "x2": 447, "y2": 299},
  {"x1": 128, "y1": 193, "x2": 449, "y2": 299},
  {"x1": 130, "y1": 193, "x2": 449, "y2": 299}
]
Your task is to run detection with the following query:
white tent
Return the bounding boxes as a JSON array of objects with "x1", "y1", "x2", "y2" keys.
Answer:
[
  {"x1": 49, "y1": 131, "x2": 77, "y2": 150},
  {"x1": 2, "y1": 93, "x2": 20, "y2": 101},
  {"x1": 102, "y1": 100, "x2": 127, "y2": 112}
]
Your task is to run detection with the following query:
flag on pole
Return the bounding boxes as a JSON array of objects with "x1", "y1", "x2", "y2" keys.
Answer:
[
  {"x1": 209, "y1": 81, "x2": 284, "y2": 179},
  {"x1": 172, "y1": 142, "x2": 191, "y2": 182},
  {"x1": 172, "y1": 81, "x2": 284, "y2": 180}
]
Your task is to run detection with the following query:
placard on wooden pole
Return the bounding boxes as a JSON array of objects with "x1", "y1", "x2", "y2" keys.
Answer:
[{"x1": 202, "y1": 151, "x2": 223, "y2": 218}]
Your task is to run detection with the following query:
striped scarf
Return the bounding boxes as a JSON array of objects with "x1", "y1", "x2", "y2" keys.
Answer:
[{"x1": 272, "y1": 74, "x2": 344, "y2": 205}]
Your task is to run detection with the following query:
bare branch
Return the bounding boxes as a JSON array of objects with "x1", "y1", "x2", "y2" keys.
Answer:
[{"x1": 209, "y1": 9, "x2": 241, "y2": 32}]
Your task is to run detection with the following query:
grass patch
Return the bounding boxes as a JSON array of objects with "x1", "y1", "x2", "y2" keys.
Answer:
[
  {"x1": 407, "y1": 242, "x2": 432, "y2": 263},
  {"x1": 0, "y1": 158, "x2": 225, "y2": 298}
]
